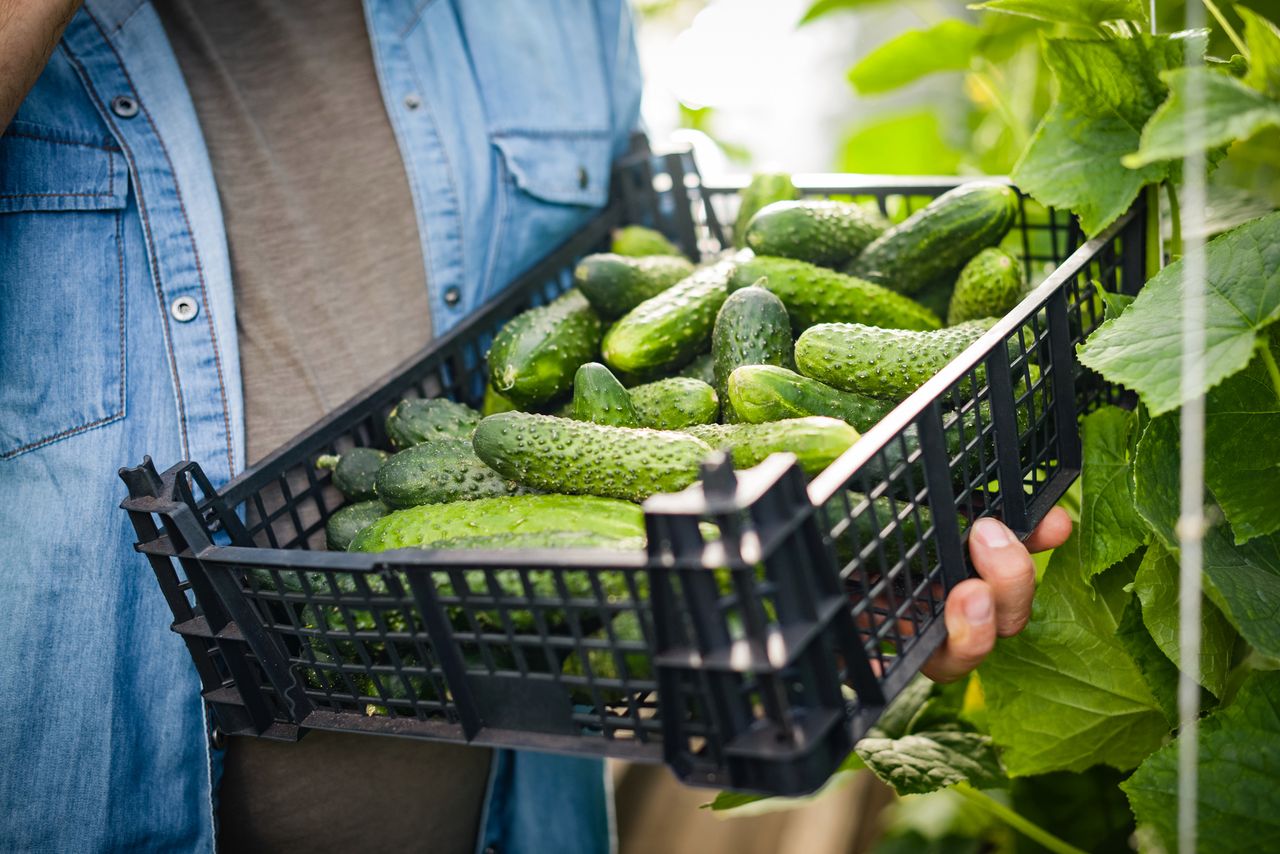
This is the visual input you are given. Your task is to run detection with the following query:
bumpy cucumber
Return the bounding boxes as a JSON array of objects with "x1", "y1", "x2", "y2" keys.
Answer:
[
  {"x1": 601, "y1": 259, "x2": 737, "y2": 374},
  {"x1": 794, "y1": 319, "x2": 996, "y2": 401},
  {"x1": 611, "y1": 224, "x2": 682, "y2": 258},
  {"x1": 374, "y1": 438, "x2": 527, "y2": 509},
  {"x1": 316, "y1": 447, "x2": 388, "y2": 502},
  {"x1": 574, "y1": 253, "x2": 694, "y2": 319},
  {"x1": 629, "y1": 377, "x2": 720, "y2": 429},
  {"x1": 473, "y1": 412, "x2": 712, "y2": 503},
  {"x1": 730, "y1": 256, "x2": 941, "y2": 332},
  {"x1": 734, "y1": 172, "x2": 800, "y2": 240},
  {"x1": 675, "y1": 352, "x2": 716, "y2": 385},
  {"x1": 572, "y1": 362, "x2": 640, "y2": 427},
  {"x1": 947, "y1": 247, "x2": 1024, "y2": 325},
  {"x1": 846, "y1": 181, "x2": 1017, "y2": 296},
  {"x1": 685, "y1": 416, "x2": 859, "y2": 476},
  {"x1": 325, "y1": 500, "x2": 390, "y2": 551},
  {"x1": 744, "y1": 200, "x2": 887, "y2": 268},
  {"x1": 712, "y1": 285, "x2": 794, "y2": 422},
  {"x1": 488, "y1": 289, "x2": 602, "y2": 408},
  {"x1": 349, "y1": 493, "x2": 646, "y2": 552},
  {"x1": 726, "y1": 365, "x2": 895, "y2": 432},
  {"x1": 386, "y1": 398, "x2": 482, "y2": 449}
]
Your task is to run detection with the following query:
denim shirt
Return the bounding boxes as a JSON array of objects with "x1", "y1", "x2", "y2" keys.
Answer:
[{"x1": 0, "y1": 1, "x2": 640, "y2": 851}]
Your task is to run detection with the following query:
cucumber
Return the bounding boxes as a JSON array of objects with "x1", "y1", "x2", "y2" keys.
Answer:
[
  {"x1": 386, "y1": 398, "x2": 482, "y2": 449},
  {"x1": 846, "y1": 181, "x2": 1018, "y2": 296},
  {"x1": 601, "y1": 259, "x2": 737, "y2": 374},
  {"x1": 315, "y1": 447, "x2": 388, "y2": 502},
  {"x1": 629, "y1": 377, "x2": 720, "y2": 429},
  {"x1": 488, "y1": 289, "x2": 602, "y2": 408},
  {"x1": 473, "y1": 412, "x2": 712, "y2": 503},
  {"x1": 611, "y1": 224, "x2": 683, "y2": 258},
  {"x1": 349, "y1": 493, "x2": 646, "y2": 552},
  {"x1": 947, "y1": 247, "x2": 1024, "y2": 325},
  {"x1": 712, "y1": 284, "x2": 794, "y2": 422},
  {"x1": 817, "y1": 492, "x2": 939, "y2": 568},
  {"x1": 726, "y1": 365, "x2": 895, "y2": 432},
  {"x1": 574, "y1": 253, "x2": 695, "y2": 319},
  {"x1": 794, "y1": 319, "x2": 996, "y2": 401},
  {"x1": 744, "y1": 200, "x2": 887, "y2": 268},
  {"x1": 734, "y1": 172, "x2": 799, "y2": 240},
  {"x1": 482, "y1": 383, "x2": 518, "y2": 415},
  {"x1": 730, "y1": 256, "x2": 941, "y2": 333},
  {"x1": 685, "y1": 416, "x2": 859, "y2": 476},
  {"x1": 675, "y1": 352, "x2": 716, "y2": 385},
  {"x1": 374, "y1": 438, "x2": 528, "y2": 509},
  {"x1": 572, "y1": 362, "x2": 640, "y2": 427},
  {"x1": 429, "y1": 531, "x2": 646, "y2": 552},
  {"x1": 325, "y1": 500, "x2": 390, "y2": 551}
]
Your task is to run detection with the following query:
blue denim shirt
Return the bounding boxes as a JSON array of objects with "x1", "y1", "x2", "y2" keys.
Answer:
[{"x1": 0, "y1": 1, "x2": 640, "y2": 850}]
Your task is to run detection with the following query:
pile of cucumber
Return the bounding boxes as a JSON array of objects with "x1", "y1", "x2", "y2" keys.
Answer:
[{"x1": 320, "y1": 177, "x2": 1026, "y2": 556}]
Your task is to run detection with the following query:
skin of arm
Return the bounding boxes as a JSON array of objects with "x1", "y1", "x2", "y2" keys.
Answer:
[{"x1": 0, "y1": 0, "x2": 83, "y2": 134}]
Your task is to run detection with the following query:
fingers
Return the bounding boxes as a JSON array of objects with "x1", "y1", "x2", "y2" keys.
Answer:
[
  {"x1": 921, "y1": 579, "x2": 995, "y2": 682},
  {"x1": 969, "y1": 516, "x2": 1037, "y2": 637},
  {"x1": 1024, "y1": 506, "x2": 1073, "y2": 553}
]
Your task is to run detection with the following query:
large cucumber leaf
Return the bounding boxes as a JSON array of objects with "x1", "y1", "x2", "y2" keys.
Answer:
[
  {"x1": 1079, "y1": 406, "x2": 1148, "y2": 577},
  {"x1": 968, "y1": 0, "x2": 1145, "y2": 29},
  {"x1": 847, "y1": 21, "x2": 983, "y2": 95}
]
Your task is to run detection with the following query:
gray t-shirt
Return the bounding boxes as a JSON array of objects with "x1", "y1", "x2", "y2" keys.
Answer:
[{"x1": 154, "y1": 1, "x2": 492, "y2": 849}]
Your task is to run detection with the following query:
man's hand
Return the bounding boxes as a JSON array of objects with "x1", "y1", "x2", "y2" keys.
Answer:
[
  {"x1": 922, "y1": 507, "x2": 1072, "y2": 682},
  {"x1": 0, "y1": 1, "x2": 82, "y2": 134}
]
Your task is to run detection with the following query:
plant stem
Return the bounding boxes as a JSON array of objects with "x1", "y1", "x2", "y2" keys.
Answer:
[
  {"x1": 1258, "y1": 341, "x2": 1280, "y2": 402},
  {"x1": 1165, "y1": 181, "x2": 1183, "y2": 260},
  {"x1": 953, "y1": 784, "x2": 1089, "y2": 854},
  {"x1": 1202, "y1": 0, "x2": 1249, "y2": 59}
]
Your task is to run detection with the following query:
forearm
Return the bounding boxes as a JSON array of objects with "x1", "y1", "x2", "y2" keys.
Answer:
[{"x1": 0, "y1": 0, "x2": 82, "y2": 134}]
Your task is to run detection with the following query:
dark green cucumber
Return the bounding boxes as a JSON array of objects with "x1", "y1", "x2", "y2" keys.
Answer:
[
  {"x1": 912, "y1": 275, "x2": 955, "y2": 321},
  {"x1": 488, "y1": 289, "x2": 602, "y2": 408},
  {"x1": 675, "y1": 351, "x2": 716, "y2": 385},
  {"x1": 734, "y1": 172, "x2": 799, "y2": 240},
  {"x1": 601, "y1": 259, "x2": 737, "y2": 374},
  {"x1": 386, "y1": 398, "x2": 482, "y2": 449},
  {"x1": 574, "y1": 253, "x2": 694, "y2": 319},
  {"x1": 726, "y1": 365, "x2": 895, "y2": 432},
  {"x1": 794, "y1": 319, "x2": 996, "y2": 401},
  {"x1": 349, "y1": 493, "x2": 646, "y2": 552},
  {"x1": 325, "y1": 500, "x2": 391, "y2": 551},
  {"x1": 629, "y1": 377, "x2": 720, "y2": 429},
  {"x1": 744, "y1": 200, "x2": 887, "y2": 268},
  {"x1": 712, "y1": 285, "x2": 794, "y2": 422},
  {"x1": 473, "y1": 412, "x2": 712, "y2": 502},
  {"x1": 374, "y1": 438, "x2": 527, "y2": 509},
  {"x1": 730, "y1": 256, "x2": 941, "y2": 333},
  {"x1": 572, "y1": 362, "x2": 640, "y2": 427},
  {"x1": 316, "y1": 447, "x2": 388, "y2": 502},
  {"x1": 611, "y1": 225, "x2": 682, "y2": 258},
  {"x1": 685, "y1": 416, "x2": 859, "y2": 476},
  {"x1": 846, "y1": 181, "x2": 1018, "y2": 296},
  {"x1": 482, "y1": 383, "x2": 518, "y2": 415},
  {"x1": 947, "y1": 247, "x2": 1024, "y2": 325}
]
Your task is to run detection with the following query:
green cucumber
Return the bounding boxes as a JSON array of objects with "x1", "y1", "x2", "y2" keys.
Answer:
[
  {"x1": 846, "y1": 181, "x2": 1018, "y2": 296},
  {"x1": 488, "y1": 289, "x2": 602, "y2": 408},
  {"x1": 730, "y1": 256, "x2": 941, "y2": 333},
  {"x1": 325, "y1": 500, "x2": 391, "y2": 551},
  {"x1": 601, "y1": 259, "x2": 737, "y2": 374},
  {"x1": 675, "y1": 352, "x2": 716, "y2": 385},
  {"x1": 572, "y1": 362, "x2": 640, "y2": 427},
  {"x1": 611, "y1": 224, "x2": 682, "y2": 258},
  {"x1": 817, "y1": 492, "x2": 939, "y2": 568},
  {"x1": 726, "y1": 365, "x2": 895, "y2": 432},
  {"x1": 374, "y1": 438, "x2": 528, "y2": 509},
  {"x1": 734, "y1": 172, "x2": 799, "y2": 240},
  {"x1": 386, "y1": 398, "x2": 482, "y2": 449},
  {"x1": 574, "y1": 253, "x2": 694, "y2": 319},
  {"x1": 316, "y1": 447, "x2": 388, "y2": 502},
  {"x1": 712, "y1": 284, "x2": 794, "y2": 422},
  {"x1": 794, "y1": 319, "x2": 996, "y2": 401},
  {"x1": 473, "y1": 412, "x2": 712, "y2": 503},
  {"x1": 685, "y1": 416, "x2": 859, "y2": 476},
  {"x1": 744, "y1": 200, "x2": 887, "y2": 268},
  {"x1": 947, "y1": 247, "x2": 1024, "y2": 325},
  {"x1": 349, "y1": 493, "x2": 646, "y2": 552},
  {"x1": 629, "y1": 377, "x2": 720, "y2": 430}
]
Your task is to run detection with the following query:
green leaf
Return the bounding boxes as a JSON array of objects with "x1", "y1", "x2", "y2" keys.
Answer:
[
  {"x1": 1115, "y1": 590, "x2": 1182, "y2": 725},
  {"x1": 1204, "y1": 349, "x2": 1280, "y2": 543},
  {"x1": 1010, "y1": 766, "x2": 1137, "y2": 854},
  {"x1": 1133, "y1": 413, "x2": 1180, "y2": 550},
  {"x1": 1202, "y1": 526, "x2": 1280, "y2": 659},
  {"x1": 1101, "y1": 289, "x2": 1134, "y2": 319},
  {"x1": 799, "y1": 0, "x2": 891, "y2": 25},
  {"x1": 980, "y1": 531, "x2": 1169, "y2": 775},
  {"x1": 847, "y1": 21, "x2": 983, "y2": 95},
  {"x1": 1079, "y1": 406, "x2": 1148, "y2": 576},
  {"x1": 838, "y1": 110, "x2": 963, "y2": 175},
  {"x1": 1077, "y1": 212, "x2": 1280, "y2": 415},
  {"x1": 856, "y1": 730, "x2": 1007, "y2": 796},
  {"x1": 968, "y1": 0, "x2": 1145, "y2": 29},
  {"x1": 1240, "y1": 6, "x2": 1280, "y2": 97},
  {"x1": 1124, "y1": 68, "x2": 1280, "y2": 168},
  {"x1": 1134, "y1": 541, "x2": 1238, "y2": 698},
  {"x1": 1122, "y1": 671, "x2": 1280, "y2": 854}
]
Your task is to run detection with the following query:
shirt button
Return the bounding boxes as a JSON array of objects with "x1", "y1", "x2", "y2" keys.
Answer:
[
  {"x1": 170, "y1": 296, "x2": 200, "y2": 322},
  {"x1": 577, "y1": 166, "x2": 589, "y2": 189},
  {"x1": 111, "y1": 95, "x2": 140, "y2": 119},
  {"x1": 404, "y1": 93, "x2": 421, "y2": 110},
  {"x1": 443, "y1": 286, "x2": 461, "y2": 307}
]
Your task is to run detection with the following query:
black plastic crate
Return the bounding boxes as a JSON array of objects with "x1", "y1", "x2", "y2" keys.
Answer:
[{"x1": 120, "y1": 142, "x2": 1146, "y2": 796}]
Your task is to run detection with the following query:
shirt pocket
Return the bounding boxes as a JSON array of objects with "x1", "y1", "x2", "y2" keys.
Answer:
[{"x1": 0, "y1": 122, "x2": 130, "y2": 460}]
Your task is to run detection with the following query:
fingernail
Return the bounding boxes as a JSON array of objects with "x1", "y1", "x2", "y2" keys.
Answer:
[
  {"x1": 963, "y1": 587, "x2": 993, "y2": 623},
  {"x1": 974, "y1": 517, "x2": 1016, "y2": 549}
]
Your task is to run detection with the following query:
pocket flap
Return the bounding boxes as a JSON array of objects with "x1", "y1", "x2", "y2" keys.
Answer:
[
  {"x1": 492, "y1": 130, "x2": 611, "y2": 208},
  {"x1": 0, "y1": 125, "x2": 129, "y2": 213}
]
